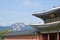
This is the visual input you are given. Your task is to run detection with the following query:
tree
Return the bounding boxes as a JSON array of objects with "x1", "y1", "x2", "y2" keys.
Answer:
[{"x1": 0, "y1": 30, "x2": 11, "y2": 39}]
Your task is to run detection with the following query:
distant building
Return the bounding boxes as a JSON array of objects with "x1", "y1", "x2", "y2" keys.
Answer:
[
  {"x1": 4, "y1": 7, "x2": 60, "y2": 40},
  {"x1": 4, "y1": 25, "x2": 39, "y2": 40}
]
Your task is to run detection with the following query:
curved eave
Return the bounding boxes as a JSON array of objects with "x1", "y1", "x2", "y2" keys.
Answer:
[
  {"x1": 30, "y1": 21, "x2": 60, "y2": 28},
  {"x1": 32, "y1": 14, "x2": 46, "y2": 20},
  {"x1": 30, "y1": 21, "x2": 60, "y2": 33},
  {"x1": 32, "y1": 7, "x2": 60, "y2": 20}
]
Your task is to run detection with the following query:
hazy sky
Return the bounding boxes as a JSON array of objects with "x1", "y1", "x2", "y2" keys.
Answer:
[{"x1": 0, "y1": 0, "x2": 60, "y2": 26}]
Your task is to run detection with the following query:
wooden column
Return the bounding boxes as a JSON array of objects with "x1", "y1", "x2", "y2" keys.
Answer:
[
  {"x1": 36, "y1": 34, "x2": 39, "y2": 40},
  {"x1": 48, "y1": 33, "x2": 50, "y2": 40},
  {"x1": 57, "y1": 33, "x2": 59, "y2": 40},
  {"x1": 40, "y1": 34, "x2": 43, "y2": 40}
]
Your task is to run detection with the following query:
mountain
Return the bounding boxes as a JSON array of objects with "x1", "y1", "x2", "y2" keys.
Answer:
[
  {"x1": 0, "y1": 26, "x2": 12, "y2": 31},
  {"x1": 0, "y1": 23, "x2": 26, "y2": 31},
  {"x1": 0, "y1": 23, "x2": 35, "y2": 32},
  {"x1": 11, "y1": 23, "x2": 26, "y2": 31}
]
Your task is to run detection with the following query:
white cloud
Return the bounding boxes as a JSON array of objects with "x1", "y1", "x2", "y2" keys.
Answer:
[
  {"x1": 22, "y1": 0, "x2": 39, "y2": 7},
  {"x1": 33, "y1": 2, "x2": 39, "y2": 7},
  {"x1": 22, "y1": 0, "x2": 31, "y2": 6}
]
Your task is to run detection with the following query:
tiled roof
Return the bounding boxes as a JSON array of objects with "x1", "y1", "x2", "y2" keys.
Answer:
[
  {"x1": 32, "y1": 7, "x2": 60, "y2": 20},
  {"x1": 33, "y1": 7, "x2": 60, "y2": 15},
  {"x1": 30, "y1": 21, "x2": 60, "y2": 28}
]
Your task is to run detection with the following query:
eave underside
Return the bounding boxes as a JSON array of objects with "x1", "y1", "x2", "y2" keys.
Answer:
[
  {"x1": 30, "y1": 21, "x2": 60, "y2": 33},
  {"x1": 33, "y1": 8, "x2": 60, "y2": 20}
]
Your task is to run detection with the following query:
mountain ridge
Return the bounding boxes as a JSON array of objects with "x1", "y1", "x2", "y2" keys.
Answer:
[{"x1": 0, "y1": 23, "x2": 26, "y2": 31}]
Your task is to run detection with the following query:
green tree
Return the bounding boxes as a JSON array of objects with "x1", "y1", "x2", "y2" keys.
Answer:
[{"x1": 0, "y1": 30, "x2": 11, "y2": 39}]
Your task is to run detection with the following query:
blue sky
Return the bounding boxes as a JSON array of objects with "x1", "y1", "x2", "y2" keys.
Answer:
[{"x1": 0, "y1": 0, "x2": 60, "y2": 26}]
